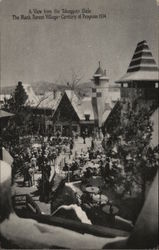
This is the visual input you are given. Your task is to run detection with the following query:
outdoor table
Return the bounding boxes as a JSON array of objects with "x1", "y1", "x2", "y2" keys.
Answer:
[
  {"x1": 32, "y1": 143, "x2": 41, "y2": 148},
  {"x1": 102, "y1": 204, "x2": 119, "y2": 215},
  {"x1": 92, "y1": 194, "x2": 108, "y2": 204},
  {"x1": 84, "y1": 162, "x2": 99, "y2": 170},
  {"x1": 85, "y1": 186, "x2": 99, "y2": 194}
]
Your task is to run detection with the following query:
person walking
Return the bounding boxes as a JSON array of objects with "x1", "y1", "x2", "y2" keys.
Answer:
[
  {"x1": 82, "y1": 131, "x2": 86, "y2": 144},
  {"x1": 30, "y1": 154, "x2": 36, "y2": 185},
  {"x1": 28, "y1": 164, "x2": 33, "y2": 187}
]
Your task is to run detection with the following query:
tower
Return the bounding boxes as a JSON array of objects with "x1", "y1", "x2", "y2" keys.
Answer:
[
  {"x1": 116, "y1": 40, "x2": 159, "y2": 104},
  {"x1": 91, "y1": 62, "x2": 109, "y2": 128}
]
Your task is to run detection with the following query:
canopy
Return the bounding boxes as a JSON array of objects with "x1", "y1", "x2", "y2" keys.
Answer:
[
  {"x1": 85, "y1": 186, "x2": 99, "y2": 194},
  {"x1": 0, "y1": 110, "x2": 14, "y2": 119}
]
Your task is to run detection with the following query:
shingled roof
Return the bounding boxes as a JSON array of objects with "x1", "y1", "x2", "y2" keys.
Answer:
[
  {"x1": 116, "y1": 40, "x2": 159, "y2": 83},
  {"x1": 52, "y1": 90, "x2": 95, "y2": 121},
  {"x1": 23, "y1": 84, "x2": 40, "y2": 107}
]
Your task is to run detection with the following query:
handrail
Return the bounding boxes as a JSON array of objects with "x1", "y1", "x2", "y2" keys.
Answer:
[{"x1": 29, "y1": 213, "x2": 129, "y2": 238}]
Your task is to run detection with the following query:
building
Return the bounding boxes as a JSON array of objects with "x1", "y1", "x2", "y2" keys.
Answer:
[
  {"x1": 51, "y1": 63, "x2": 120, "y2": 136},
  {"x1": 23, "y1": 84, "x2": 40, "y2": 107},
  {"x1": 116, "y1": 40, "x2": 159, "y2": 104},
  {"x1": 103, "y1": 40, "x2": 159, "y2": 145},
  {"x1": 12, "y1": 64, "x2": 120, "y2": 136},
  {"x1": 91, "y1": 62, "x2": 110, "y2": 127},
  {"x1": 52, "y1": 90, "x2": 95, "y2": 136}
]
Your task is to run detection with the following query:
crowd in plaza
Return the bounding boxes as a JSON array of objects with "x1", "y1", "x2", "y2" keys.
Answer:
[
  {"x1": 11, "y1": 134, "x2": 75, "y2": 199},
  {"x1": 9, "y1": 129, "x2": 138, "y2": 231}
]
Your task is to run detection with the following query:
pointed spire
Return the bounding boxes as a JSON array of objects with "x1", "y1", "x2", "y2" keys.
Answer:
[
  {"x1": 116, "y1": 40, "x2": 159, "y2": 83},
  {"x1": 127, "y1": 40, "x2": 158, "y2": 73},
  {"x1": 94, "y1": 61, "x2": 103, "y2": 75}
]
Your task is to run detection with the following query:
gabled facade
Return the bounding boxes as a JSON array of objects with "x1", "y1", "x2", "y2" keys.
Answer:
[
  {"x1": 52, "y1": 91, "x2": 80, "y2": 136},
  {"x1": 52, "y1": 90, "x2": 95, "y2": 136}
]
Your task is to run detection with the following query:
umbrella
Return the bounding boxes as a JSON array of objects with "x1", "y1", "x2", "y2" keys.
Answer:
[
  {"x1": 32, "y1": 143, "x2": 41, "y2": 148},
  {"x1": 85, "y1": 186, "x2": 99, "y2": 194}
]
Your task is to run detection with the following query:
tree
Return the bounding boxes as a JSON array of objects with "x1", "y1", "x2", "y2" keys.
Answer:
[
  {"x1": 12, "y1": 81, "x2": 28, "y2": 112},
  {"x1": 4, "y1": 81, "x2": 29, "y2": 127},
  {"x1": 103, "y1": 98, "x2": 158, "y2": 202},
  {"x1": 2, "y1": 82, "x2": 30, "y2": 146}
]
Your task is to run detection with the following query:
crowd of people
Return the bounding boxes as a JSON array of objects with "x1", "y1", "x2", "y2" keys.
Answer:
[
  {"x1": 10, "y1": 128, "x2": 120, "y2": 206},
  {"x1": 11, "y1": 135, "x2": 76, "y2": 201},
  {"x1": 61, "y1": 137, "x2": 119, "y2": 184}
]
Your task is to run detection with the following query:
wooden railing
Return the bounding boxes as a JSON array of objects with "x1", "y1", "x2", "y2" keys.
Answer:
[{"x1": 29, "y1": 213, "x2": 129, "y2": 238}]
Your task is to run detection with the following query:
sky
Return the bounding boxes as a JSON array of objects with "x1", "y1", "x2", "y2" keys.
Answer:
[{"x1": 1, "y1": 0, "x2": 158, "y2": 87}]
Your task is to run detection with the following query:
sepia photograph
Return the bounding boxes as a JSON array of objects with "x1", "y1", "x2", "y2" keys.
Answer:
[{"x1": 0, "y1": 0, "x2": 158, "y2": 249}]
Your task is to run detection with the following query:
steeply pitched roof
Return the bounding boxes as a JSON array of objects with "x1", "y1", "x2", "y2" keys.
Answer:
[
  {"x1": 52, "y1": 90, "x2": 95, "y2": 121},
  {"x1": 81, "y1": 97, "x2": 95, "y2": 120},
  {"x1": 127, "y1": 40, "x2": 158, "y2": 73},
  {"x1": 23, "y1": 84, "x2": 40, "y2": 107},
  {"x1": 102, "y1": 110, "x2": 111, "y2": 124},
  {"x1": 66, "y1": 90, "x2": 96, "y2": 120},
  {"x1": 64, "y1": 90, "x2": 83, "y2": 120},
  {"x1": 0, "y1": 110, "x2": 14, "y2": 118},
  {"x1": 116, "y1": 40, "x2": 159, "y2": 83},
  {"x1": 95, "y1": 66, "x2": 104, "y2": 76},
  {"x1": 92, "y1": 62, "x2": 109, "y2": 82},
  {"x1": 116, "y1": 71, "x2": 159, "y2": 83},
  {"x1": 37, "y1": 91, "x2": 62, "y2": 110}
]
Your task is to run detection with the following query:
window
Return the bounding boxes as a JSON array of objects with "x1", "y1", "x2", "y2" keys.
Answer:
[{"x1": 85, "y1": 114, "x2": 90, "y2": 121}]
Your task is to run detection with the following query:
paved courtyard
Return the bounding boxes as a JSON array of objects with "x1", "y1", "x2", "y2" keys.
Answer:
[{"x1": 13, "y1": 137, "x2": 93, "y2": 214}]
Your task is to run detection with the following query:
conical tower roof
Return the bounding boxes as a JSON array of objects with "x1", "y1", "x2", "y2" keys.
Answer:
[
  {"x1": 95, "y1": 63, "x2": 104, "y2": 75},
  {"x1": 116, "y1": 40, "x2": 159, "y2": 83},
  {"x1": 92, "y1": 61, "x2": 109, "y2": 80},
  {"x1": 94, "y1": 61, "x2": 104, "y2": 76}
]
